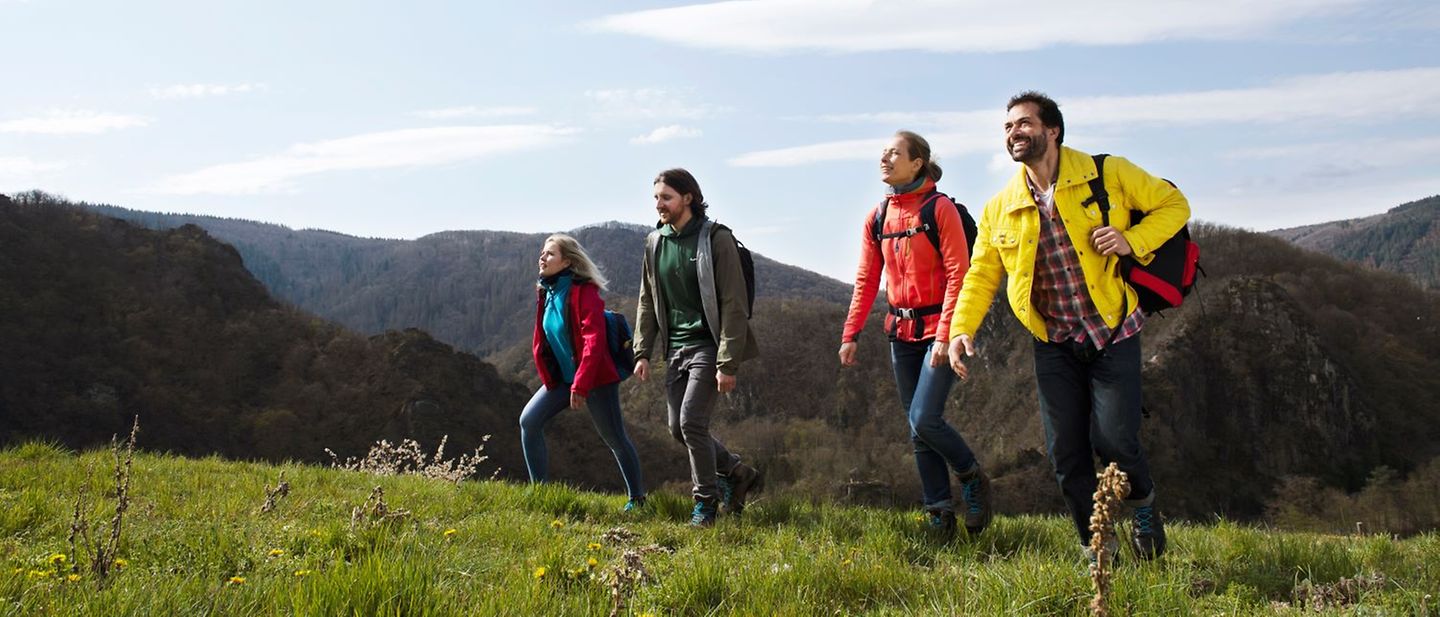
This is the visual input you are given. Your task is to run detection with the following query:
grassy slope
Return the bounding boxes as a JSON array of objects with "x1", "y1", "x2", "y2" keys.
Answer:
[{"x1": 2, "y1": 443, "x2": 1436, "y2": 616}]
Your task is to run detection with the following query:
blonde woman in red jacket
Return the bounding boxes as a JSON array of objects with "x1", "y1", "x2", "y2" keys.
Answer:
[
  {"x1": 523, "y1": 234, "x2": 646, "y2": 511},
  {"x1": 839, "y1": 131, "x2": 993, "y2": 539}
]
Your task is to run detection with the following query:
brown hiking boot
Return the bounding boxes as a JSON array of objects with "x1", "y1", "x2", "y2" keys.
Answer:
[{"x1": 720, "y1": 463, "x2": 764, "y2": 515}]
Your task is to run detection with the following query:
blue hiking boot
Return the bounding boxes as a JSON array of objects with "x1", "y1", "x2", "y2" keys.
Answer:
[
  {"x1": 622, "y1": 497, "x2": 646, "y2": 513},
  {"x1": 689, "y1": 498, "x2": 718, "y2": 528},
  {"x1": 957, "y1": 466, "x2": 993, "y2": 536}
]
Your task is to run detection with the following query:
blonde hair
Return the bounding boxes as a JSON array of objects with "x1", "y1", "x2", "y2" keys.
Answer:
[{"x1": 544, "y1": 233, "x2": 609, "y2": 291}]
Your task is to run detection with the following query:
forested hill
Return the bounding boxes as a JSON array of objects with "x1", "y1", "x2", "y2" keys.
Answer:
[
  {"x1": 18, "y1": 192, "x2": 853, "y2": 355},
  {"x1": 1271, "y1": 194, "x2": 1440, "y2": 290},
  {"x1": 0, "y1": 194, "x2": 536, "y2": 473},
  {"x1": 7, "y1": 192, "x2": 1440, "y2": 531}
]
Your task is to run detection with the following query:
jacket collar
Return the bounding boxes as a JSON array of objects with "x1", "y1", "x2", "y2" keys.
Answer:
[
  {"x1": 886, "y1": 177, "x2": 936, "y2": 205},
  {"x1": 1000, "y1": 146, "x2": 1097, "y2": 215}
]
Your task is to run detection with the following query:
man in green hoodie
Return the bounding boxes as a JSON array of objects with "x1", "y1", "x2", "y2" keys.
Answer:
[{"x1": 634, "y1": 168, "x2": 762, "y2": 527}]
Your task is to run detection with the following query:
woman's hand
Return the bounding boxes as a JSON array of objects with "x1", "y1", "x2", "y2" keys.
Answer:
[
  {"x1": 929, "y1": 341, "x2": 947, "y2": 368},
  {"x1": 838, "y1": 341, "x2": 858, "y2": 366},
  {"x1": 570, "y1": 391, "x2": 585, "y2": 410}
]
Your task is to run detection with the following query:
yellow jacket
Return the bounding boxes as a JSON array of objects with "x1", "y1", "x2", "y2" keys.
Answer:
[{"x1": 949, "y1": 146, "x2": 1190, "y2": 342}]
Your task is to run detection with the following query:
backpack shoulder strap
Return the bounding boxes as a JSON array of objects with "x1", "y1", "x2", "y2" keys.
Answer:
[
  {"x1": 869, "y1": 199, "x2": 888, "y2": 246},
  {"x1": 1081, "y1": 153, "x2": 1112, "y2": 227},
  {"x1": 918, "y1": 190, "x2": 948, "y2": 253}
]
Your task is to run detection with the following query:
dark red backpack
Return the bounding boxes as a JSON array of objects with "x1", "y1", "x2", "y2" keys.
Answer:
[{"x1": 1084, "y1": 154, "x2": 1202, "y2": 315}]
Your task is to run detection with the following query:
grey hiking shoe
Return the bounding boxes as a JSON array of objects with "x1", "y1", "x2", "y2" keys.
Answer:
[
  {"x1": 1130, "y1": 504, "x2": 1166, "y2": 560},
  {"x1": 956, "y1": 466, "x2": 993, "y2": 536},
  {"x1": 720, "y1": 463, "x2": 764, "y2": 515}
]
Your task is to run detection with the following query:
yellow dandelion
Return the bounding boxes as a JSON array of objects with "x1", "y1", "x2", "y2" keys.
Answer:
[
  {"x1": 228, "y1": 576, "x2": 246, "y2": 585},
  {"x1": 443, "y1": 528, "x2": 458, "y2": 538},
  {"x1": 48, "y1": 553, "x2": 67, "y2": 565},
  {"x1": 549, "y1": 519, "x2": 564, "y2": 529},
  {"x1": 27, "y1": 570, "x2": 51, "y2": 579},
  {"x1": 587, "y1": 557, "x2": 598, "y2": 569},
  {"x1": 113, "y1": 558, "x2": 129, "y2": 569},
  {"x1": 66, "y1": 574, "x2": 81, "y2": 583},
  {"x1": 533, "y1": 566, "x2": 547, "y2": 579},
  {"x1": 841, "y1": 559, "x2": 854, "y2": 567},
  {"x1": 267, "y1": 549, "x2": 285, "y2": 558},
  {"x1": 12, "y1": 567, "x2": 23, "y2": 574},
  {"x1": 586, "y1": 542, "x2": 601, "y2": 551},
  {"x1": 294, "y1": 569, "x2": 313, "y2": 577}
]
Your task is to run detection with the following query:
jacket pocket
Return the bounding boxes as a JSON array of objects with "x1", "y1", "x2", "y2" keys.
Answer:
[{"x1": 991, "y1": 227, "x2": 1021, "y2": 270}]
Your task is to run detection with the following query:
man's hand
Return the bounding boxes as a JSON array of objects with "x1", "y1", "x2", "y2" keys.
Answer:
[
  {"x1": 634, "y1": 358, "x2": 650, "y2": 382},
  {"x1": 838, "y1": 341, "x2": 858, "y2": 367},
  {"x1": 948, "y1": 334, "x2": 976, "y2": 380},
  {"x1": 570, "y1": 391, "x2": 585, "y2": 410},
  {"x1": 928, "y1": 341, "x2": 947, "y2": 368},
  {"x1": 1090, "y1": 226, "x2": 1133, "y2": 256},
  {"x1": 717, "y1": 372, "x2": 736, "y2": 393}
]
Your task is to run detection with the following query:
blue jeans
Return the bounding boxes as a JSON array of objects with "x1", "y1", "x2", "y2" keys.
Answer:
[
  {"x1": 1034, "y1": 335, "x2": 1155, "y2": 544},
  {"x1": 519, "y1": 381, "x2": 645, "y2": 500},
  {"x1": 891, "y1": 339, "x2": 978, "y2": 512}
]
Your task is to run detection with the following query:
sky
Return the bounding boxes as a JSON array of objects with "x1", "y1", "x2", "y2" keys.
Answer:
[{"x1": 2, "y1": 0, "x2": 1438, "y2": 281}]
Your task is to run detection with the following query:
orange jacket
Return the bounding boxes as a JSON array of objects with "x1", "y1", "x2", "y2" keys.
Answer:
[{"x1": 842, "y1": 178, "x2": 971, "y2": 344}]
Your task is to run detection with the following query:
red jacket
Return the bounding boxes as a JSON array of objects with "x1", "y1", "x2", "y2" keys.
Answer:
[
  {"x1": 842, "y1": 178, "x2": 971, "y2": 344},
  {"x1": 532, "y1": 281, "x2": 619, "y2": 397}
]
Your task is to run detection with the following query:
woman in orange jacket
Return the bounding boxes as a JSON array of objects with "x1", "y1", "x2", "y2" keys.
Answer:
[{"x1": 839, "y1": 130, "x2": 992, "y2": 538}]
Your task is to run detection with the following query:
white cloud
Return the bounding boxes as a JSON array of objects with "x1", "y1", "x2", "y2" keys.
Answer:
[
  {"x1": 149, "y1": 83, "x2": 268, "y2": 100},
  {"x1": 1228, "y1": 136, "x2": 1440, "y2": 164},
  {"x1": 0, "y1": 156, "x2": 69, "y2": 184},
  {"x1": 589, "y1": 0, "x2": 1368, "y2": 54},
  {"x1": 731, "y1": 67, "x2": 1440, "y2": 167},
  {"x1": 630, "y1": 125, "x2": 703, "y2": 145},
  {"x1": 410, "y1": 106, "x2": 538, "y2": 120},
  {"x1": 150, "y1": 124, "x2": 579, "y2": 195},
  {"x1": 585, "y1": 88, "x2": 728, "y2": 121},
  {"x1": 0, "y1": 110, "x2": 150, "y2": 135}
]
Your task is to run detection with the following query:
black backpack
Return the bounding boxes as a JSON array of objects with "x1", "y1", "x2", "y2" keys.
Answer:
[
  {"x1": 868, "y1": 191, "x2": 977, "y2": 339},
  {"x1": 1083, "y1": 154, "x2": 1202, "y2": 316},
  {"x1": 869, "y1": 190, "x2": 978, "y2": 258}
]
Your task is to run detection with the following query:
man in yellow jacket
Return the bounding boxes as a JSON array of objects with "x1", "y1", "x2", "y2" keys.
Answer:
[{"x1": 947, "y1": 91, "x2": 1189, "y2": 561}]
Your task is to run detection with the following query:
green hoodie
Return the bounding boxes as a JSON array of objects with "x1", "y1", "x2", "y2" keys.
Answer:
[{"x1": 656, "y1": 216, "x2": 712, "y2": 349}]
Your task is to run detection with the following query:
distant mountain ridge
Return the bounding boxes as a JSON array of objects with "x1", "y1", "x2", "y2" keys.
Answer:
[
  {"x1": 1271, "y1": 194, "x2": 1440, "y2": 289},
  {"x1": 46, "y1": 192, "x2": 852, "y2": 355}
]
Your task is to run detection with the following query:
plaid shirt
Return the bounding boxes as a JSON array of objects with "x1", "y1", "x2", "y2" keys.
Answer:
[{"x1": 1029, "y1": 178, "x2": 1143, "y2": 348}]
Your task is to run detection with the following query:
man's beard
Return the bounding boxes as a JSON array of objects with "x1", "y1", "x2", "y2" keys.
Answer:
[{"x1": 1009, "y1": 134, "x2": 1047, "y2": 164}]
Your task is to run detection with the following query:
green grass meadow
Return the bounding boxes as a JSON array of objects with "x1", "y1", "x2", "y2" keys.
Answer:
[{"x1": 2, "y1": 442, "x2": 1436, "y2": 616}]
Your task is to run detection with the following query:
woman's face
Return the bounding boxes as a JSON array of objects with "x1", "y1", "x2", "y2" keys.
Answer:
[
  {"x1": 654, "y1": 182, "x2": 693, "y2": 228},
  {"x1": 880, "y1": 135, "x2": 923, "y2": 186},
  {"x1": 538, "y1": 240, "x2": 571, "y2": 278}
]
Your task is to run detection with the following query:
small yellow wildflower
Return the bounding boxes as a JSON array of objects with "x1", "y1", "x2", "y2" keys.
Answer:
[
  {"x1": 587, "y1": 557, "x2": 598, "y2": 569},
  {"x1": 841, "y1": 559, "x2": 854, "y2": 567},
  {"x1": 294, "y1": 569, "x2": 313, "y2": 577},
  {"x1": 66, "y1": 574, "x2": 81, "y2": 583},
  {"x1": 113, "y1": 558, "x2": 129, "y2": 569},
  {"x1": 267, "y1": 549, "x2": 285, "y2": 558},
  {"x1": 228, "y1": 576, "x2": 246, "y2": 585},
  {"x1": 443, "y1": 528, "x2": 458, "y2": 538},
  {"x1": 12, "y1": 567, "x2": 23, "y2": 574},
  {"x1": 533, "y1": 566, "x2": 547, "y2": 579},
  {"x1": 27, "y1": 570, "x2": 51, "y2": 579},
  {"x1": 586, "y1": 542, "x2": 601, "y2": 551},
  {"x1": 48, "y1": 553, "x2": 67, "y2": 565},
  {"x1": 549, "y1": 519, "x2": 564, "y2": 529}
]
